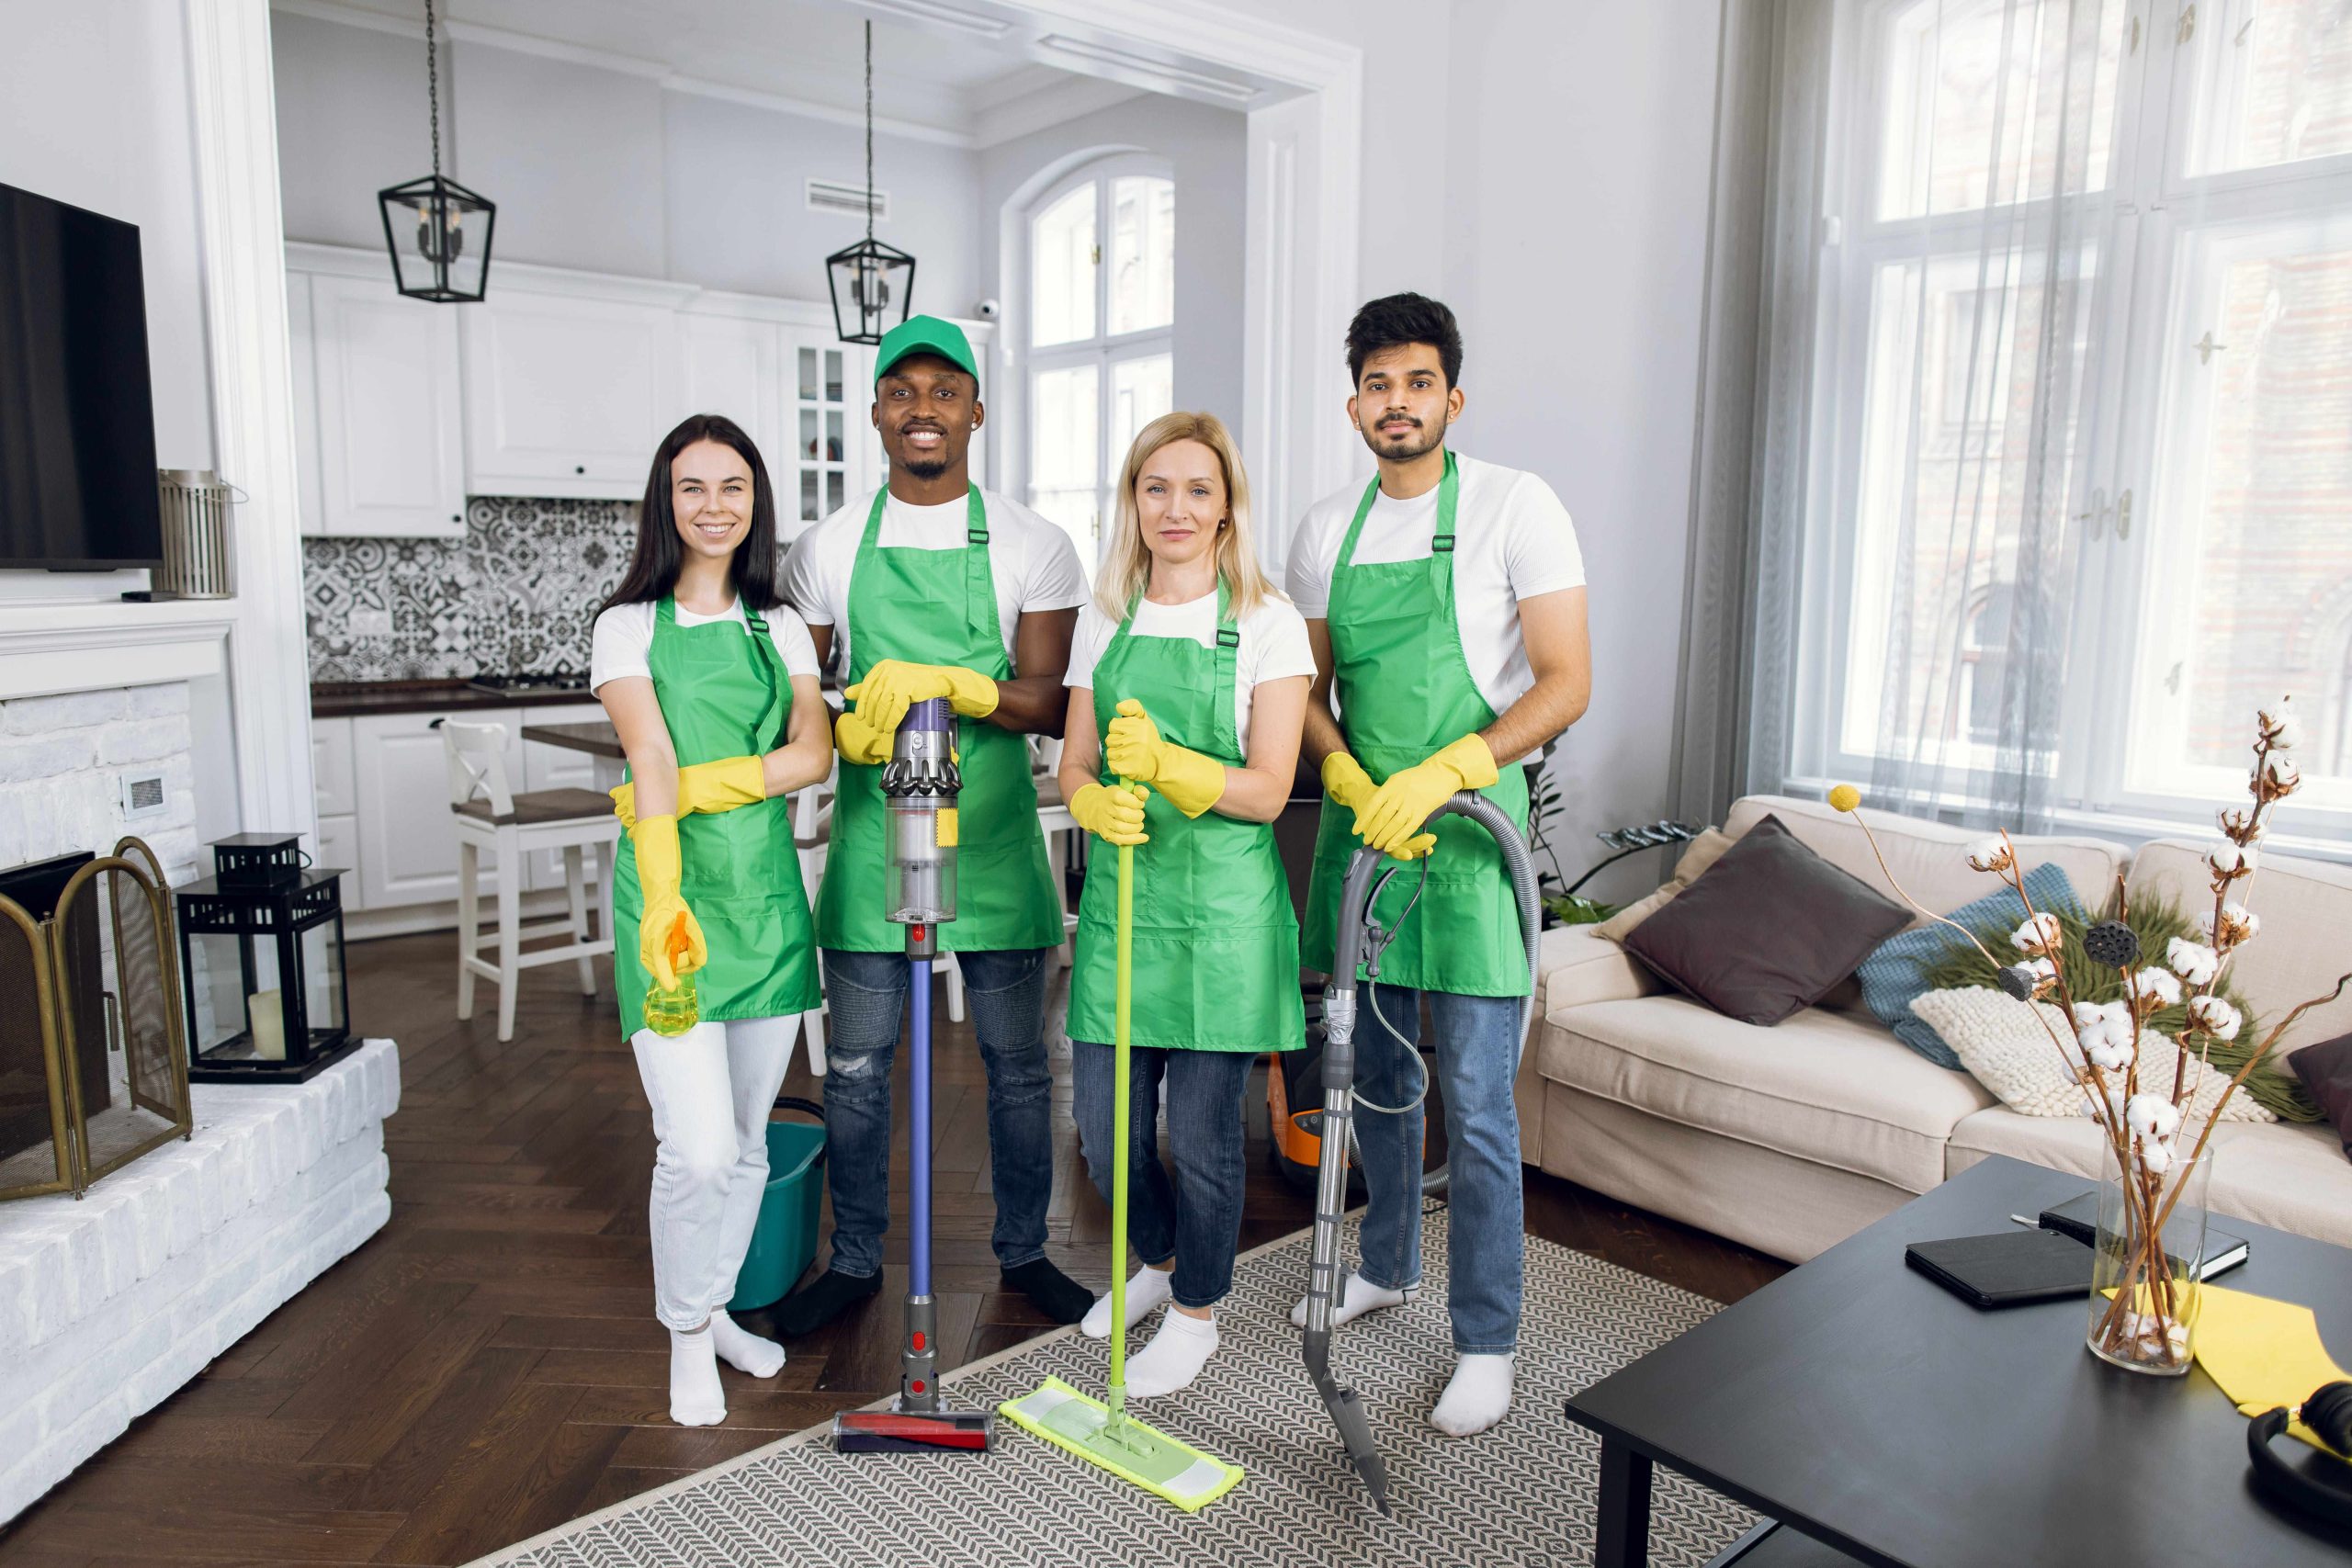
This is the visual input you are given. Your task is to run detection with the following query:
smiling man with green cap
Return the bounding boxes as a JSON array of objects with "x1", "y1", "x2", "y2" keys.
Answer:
[{"x1": 777, "y1": 314, "x2": 1092, "y2": 1334}]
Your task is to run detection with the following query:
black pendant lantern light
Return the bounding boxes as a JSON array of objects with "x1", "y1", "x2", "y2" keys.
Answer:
[
  {"x1": 377, "y1": 0, "x2": 495, "y2": 302},
  {"x1": 826, "y1": 20, "x2": 915, "y2": 344}
]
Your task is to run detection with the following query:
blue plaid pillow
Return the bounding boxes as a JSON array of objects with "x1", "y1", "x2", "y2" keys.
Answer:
[{"x1": 1855, "y1": 861, "x2": 2086, "y2": 1069}]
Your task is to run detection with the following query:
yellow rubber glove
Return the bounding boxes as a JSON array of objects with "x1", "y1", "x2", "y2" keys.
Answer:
[
  {"x1": 1068, "y1": 780, "x2": 1150, "y2": 847},
  {"x1": 630, "y1": 815, "x2": 708, "y2": 993},
  {"x1": 845, "y1": 660, "x2": 999, "y2": 734},
  {"x1": 1322, "y1": 751, "x2": 1377, "y2": 814},
  {"x1": 1324, "y1": 750, "x2": 1436, "y2": 862},
  {"x1": 610, "y1": 755, "x2": 768, "y2": 829},
  {"x1": 1105, "y1": 699, "x2": 1226, "y2": 818},
  {"x1": 834, "y1": 706, "x2": 893, "y2": 767},
  {"x1": 1355, "y1": 734, "x2": 1498, "y2": 857}
]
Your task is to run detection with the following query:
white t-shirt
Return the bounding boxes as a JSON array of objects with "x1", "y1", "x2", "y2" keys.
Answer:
[
  {"x1": 1285, "y1": 452, "x2": 1586, "y2": 716},
  {"x1": 588, "y1": 597, "x2": 821, "y2": 693},
  {"x1": 781, "y1": 486, "x2": 1088, "y2": 674},
  {"x1": 1063, "y1": 589, "x2": 1317, "y2": 755}
]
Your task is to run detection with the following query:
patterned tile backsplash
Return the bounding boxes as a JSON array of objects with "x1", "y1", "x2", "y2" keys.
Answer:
[{"x1": 303, "y1": 498, "x2": 637, "y2": 681}]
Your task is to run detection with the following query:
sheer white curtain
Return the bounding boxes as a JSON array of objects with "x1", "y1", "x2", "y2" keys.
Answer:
[
  {"x1": 1844, "y1": 0, "x2": 2124, "y2": 827},
  {"x1": 1691, "y1": 0, "x2": 2352, "y2": 847}
]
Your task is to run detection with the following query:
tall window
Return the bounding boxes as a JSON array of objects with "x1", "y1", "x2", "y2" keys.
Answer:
[
  {"x1": 1024, "y1": 162, "x2": 1175, "y2": 567},
  {"x1": 1802, "y1": 0, "x2": 2352, "y2": 839}
]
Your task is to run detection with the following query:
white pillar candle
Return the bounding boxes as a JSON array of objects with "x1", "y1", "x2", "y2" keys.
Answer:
[{"x1": 248, "y1": 988, "x2": 286, "y2": 1060}]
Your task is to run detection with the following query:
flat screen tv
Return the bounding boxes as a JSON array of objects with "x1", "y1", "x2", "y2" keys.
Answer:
[{"x1": 0, "y1": 182, "x2": 164, "y2": 570}]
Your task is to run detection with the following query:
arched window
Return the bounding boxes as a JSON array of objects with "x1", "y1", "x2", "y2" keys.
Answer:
[{"x1": 1021, "y1": 159, "x2": 1175, "y2": 568}]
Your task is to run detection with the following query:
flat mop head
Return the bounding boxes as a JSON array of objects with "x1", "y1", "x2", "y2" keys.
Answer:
[
  {"x1": 832, "y1": 1407, "x2": 995, "y2": 1454},
  {"x1": 999, "y1": 1377, "x2": 1243, "y2": 1512}
]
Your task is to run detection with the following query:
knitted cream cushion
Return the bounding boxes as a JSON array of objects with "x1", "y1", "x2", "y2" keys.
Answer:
[{"x1": 1908, "y1": 987, "x2": 2275, "y2": 1123}]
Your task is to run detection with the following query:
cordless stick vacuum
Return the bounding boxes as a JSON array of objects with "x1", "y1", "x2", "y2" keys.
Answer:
[
  {"x1": 1301, "y1": 791, "x2": 1540, "y2": 1515},
  {"x1": 833, "y1": 697, "x2": 995, "y2": 1455}
]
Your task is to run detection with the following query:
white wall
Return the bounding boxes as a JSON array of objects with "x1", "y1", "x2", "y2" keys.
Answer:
[
  {"x1": 0, "y1": 0, "x2": 218, "y2": 601},
  {"x1": 1265, "y1": 0, "x2": 1721, "y2": 898},
  {"x1": 271, "y1": 11, "x2": 980, "y2": 310},
  {"x1": 1435, "y1": 0, "x2": 1721, "y2": 899},
  {"x1": 978, "y1": 92, "x2": 1248, "y2": 447}
]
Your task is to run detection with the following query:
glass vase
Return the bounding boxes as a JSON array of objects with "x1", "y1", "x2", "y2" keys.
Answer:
[{"x1": 2086, "y1": 1135, "x2": 2211, "y2": 1376}]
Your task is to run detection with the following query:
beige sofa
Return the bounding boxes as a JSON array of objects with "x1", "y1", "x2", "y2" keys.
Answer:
[{"x1": 1516, "y1": 795, "x2": 2352, "y2": 1260}]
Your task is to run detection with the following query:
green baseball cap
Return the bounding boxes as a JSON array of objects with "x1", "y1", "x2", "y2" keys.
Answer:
[{"x1": 874, "y1": 314, "x2": 979, "y2": 389}]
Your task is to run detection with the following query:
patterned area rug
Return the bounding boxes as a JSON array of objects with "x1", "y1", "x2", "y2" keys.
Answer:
[{"x1": 479, "y1": 1213, "x2": 1756, "y2": 1567}]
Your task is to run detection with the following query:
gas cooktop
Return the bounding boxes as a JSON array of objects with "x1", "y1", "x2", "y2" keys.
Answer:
[{"x1": 466, "y1": 668, "x2": 592, "y2": 699}]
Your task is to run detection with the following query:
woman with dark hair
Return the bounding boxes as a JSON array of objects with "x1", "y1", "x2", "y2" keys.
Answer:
[{"x1": 590, "y1": 413, "x2": 832, "y2": 1427}]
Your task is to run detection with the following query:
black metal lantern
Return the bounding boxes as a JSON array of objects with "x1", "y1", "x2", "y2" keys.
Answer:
[
  {"x1": 825, "y1": 20, "x2": 914, "y2": 344},
  {"x1": 377, "y1": 0, "x2": 495, "y2": 302},
  {"x1": 175, "y1": 834, "x2": 355, "y2": 1084}
]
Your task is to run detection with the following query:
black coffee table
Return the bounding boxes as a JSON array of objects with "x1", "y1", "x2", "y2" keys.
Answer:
[{"x1": 1564, "y1": 1154, "x2": 2352, "y2": 1567}]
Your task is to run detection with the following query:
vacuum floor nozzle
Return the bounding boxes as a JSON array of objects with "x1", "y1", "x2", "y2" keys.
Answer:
[{"x1": 831, "y1": 1408, "x2": 996, "y2": 1454}]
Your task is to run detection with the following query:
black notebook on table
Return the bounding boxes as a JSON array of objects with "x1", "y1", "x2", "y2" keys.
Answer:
[
  {"x1": 2036, "y1": 1190, "x2": 2251, "y2": 1280},
  {"x1": 1905, "y1": 1228, "x2": 2097, "y2": 1308}
]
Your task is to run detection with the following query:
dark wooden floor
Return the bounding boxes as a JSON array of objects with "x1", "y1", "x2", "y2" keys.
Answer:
[{"x1": 0, "y1": 933, "x2": 1784, "y2": 1566}]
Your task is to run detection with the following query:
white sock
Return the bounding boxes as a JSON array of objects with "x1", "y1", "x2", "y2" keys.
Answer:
[
  {"x1": 1429, "y1": 1352, "x2": 1514, "y2": 1437},
  {"x1": 710, "y1": 1310, "x2": 785, "y2": 1378},
  {"x1": 1124, "y1": 1309, "x2": 1219, "y2": 1399},
  {"x1": 667, "y1": 1325, "x2": 726, "y2": 1427},
  {"x1": 1081, "y1": 1267, "x2": 1173, "y2": 1339},
  {"x1": 1289, "y1": 1269, "x2": 1408, "y2": 1329}
]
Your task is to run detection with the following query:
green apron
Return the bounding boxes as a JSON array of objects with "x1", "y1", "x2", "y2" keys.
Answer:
[
  {"x1": 1302, "y1": 453, "x2": 1531, "y2": 998},
  {"x1": 1066, "y1": 584, "x2": 1305, "y2": 1052},
  {"x1": 612, "y1": 597, "x2": 820, "y2": 1035},
  {"x1": 815, "y1": 485, "x2": 1062, "y2": 953}
]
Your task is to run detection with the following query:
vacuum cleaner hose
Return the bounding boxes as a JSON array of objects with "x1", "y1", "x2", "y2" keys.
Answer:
[
  {"x1": 1361, "y1": 791, "x2": 1542, "y2": 1197},
  {"x1": 1300, "y1": 788, "x2": 1543, "y2": 1515}
]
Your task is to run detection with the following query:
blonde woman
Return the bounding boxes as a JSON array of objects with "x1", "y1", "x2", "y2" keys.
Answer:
[{"x1": 1056, "y1": 412, "x2": 1313, "y2": 1397}]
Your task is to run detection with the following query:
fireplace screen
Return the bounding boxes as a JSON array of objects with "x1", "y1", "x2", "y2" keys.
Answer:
[{"x1": 0, "y1": 837, "x2": 195, "y2": 1201}]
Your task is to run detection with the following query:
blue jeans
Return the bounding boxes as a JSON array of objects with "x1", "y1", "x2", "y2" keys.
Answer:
[
  {"x1": 818, "y1": 947, "x2": 1053, "y2": 1278},
  {"x1": 1352, "y1": 982, "x2": 1524, "y2": 1354},
  {"x1": 1070, "y1": 1043, "x2": 1255, "y2": 1310}
]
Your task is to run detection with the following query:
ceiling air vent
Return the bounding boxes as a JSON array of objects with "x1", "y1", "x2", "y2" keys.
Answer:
[{"x1": 808, "y1": 179, "x2": 888, "y2": 222}]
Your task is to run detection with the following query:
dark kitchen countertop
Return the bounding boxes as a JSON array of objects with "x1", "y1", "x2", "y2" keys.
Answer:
[
  {"x1": 521, "y1": 720, "x2": 624, "y2": 759},
  {"x1": 311, "y1": 680, "x2": 604, "y2": 719}
]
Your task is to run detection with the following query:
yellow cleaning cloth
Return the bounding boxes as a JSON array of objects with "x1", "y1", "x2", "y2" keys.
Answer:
[{"x1": 2192, "y1": 1283, "x2": 2351, "y2": 1454}]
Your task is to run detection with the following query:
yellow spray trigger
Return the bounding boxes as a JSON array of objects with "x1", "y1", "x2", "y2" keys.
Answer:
[{"x1": 936, "y1": 807, "x2": 959, "y2": 847}]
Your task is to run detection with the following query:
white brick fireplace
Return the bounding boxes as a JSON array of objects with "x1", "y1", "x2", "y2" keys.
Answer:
[{"x1": 0, "y1": 603, "x2": 396, "y2": 1525}]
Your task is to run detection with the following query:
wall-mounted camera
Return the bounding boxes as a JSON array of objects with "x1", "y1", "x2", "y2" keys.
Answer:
[{"x1": 975, "y1": 299, "x2": 1001, "y2": 321}]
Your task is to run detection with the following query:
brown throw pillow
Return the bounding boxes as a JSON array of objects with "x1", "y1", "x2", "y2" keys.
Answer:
[
  {"x1": 1622, "y1": 814, "x2": 1911, "y2": 1026},
  {"x1": 2290, "y1": 1034, "x2": 2352, "y2": 1165}
]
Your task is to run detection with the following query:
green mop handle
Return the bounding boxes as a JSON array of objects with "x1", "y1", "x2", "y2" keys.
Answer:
[{"x1": 1108, "y1": 776, "x2": 1136, "y2": 1433}]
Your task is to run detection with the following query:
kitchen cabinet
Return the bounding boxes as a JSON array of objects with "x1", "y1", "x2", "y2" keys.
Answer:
[
  {"x1": 463, "y1": 286, "x2": 684, "y2": 500},
  {"x1": 311, "y1": 272, "x2": 467, "y2": 537},
  {"x1": 349, "y1": 707, "x2": 525, "y2": 909},
  {"x1": 312, "y1": 716, "x2": 356, "y2": 818},
  {"x1": 288, "y1": 265, "x2": 466, "y2": 538},
  {"x1": 677, "y1": 312, "x2": 785, "y2": 470},
  {"x1": 779, "y1": 329, "x2": 883, "y2": 529}
]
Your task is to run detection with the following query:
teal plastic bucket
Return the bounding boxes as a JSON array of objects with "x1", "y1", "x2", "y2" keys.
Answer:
[{"x1": 727, "y1": 1097, "x2": 827, "y2": 1314}]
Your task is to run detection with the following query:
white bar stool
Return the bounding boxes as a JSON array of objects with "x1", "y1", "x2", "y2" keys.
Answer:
[{"x1": 441, "y1": 719, "x2": 618, "y2": 1043}]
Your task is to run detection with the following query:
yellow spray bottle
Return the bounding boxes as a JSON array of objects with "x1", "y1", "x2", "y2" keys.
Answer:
[{"x1": 642, "y1": 919, "x2": 700, "y2": 1037}]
